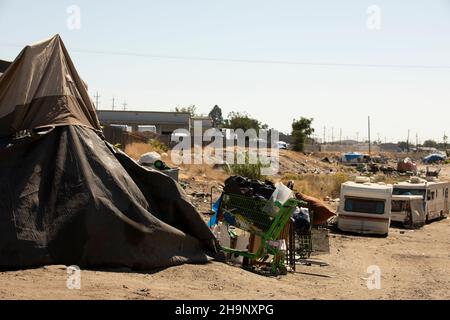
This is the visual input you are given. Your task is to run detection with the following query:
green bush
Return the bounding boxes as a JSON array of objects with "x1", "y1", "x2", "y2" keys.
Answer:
[
  {"x1": 224, "y1": 152, "x2": 269, "y2": 180},
  {"x1": 148, "y1": 139, "x2": 169, "y2": 153}
]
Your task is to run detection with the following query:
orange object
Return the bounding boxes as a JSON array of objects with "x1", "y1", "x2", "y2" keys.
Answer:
[{"x1": 295, "y1": 192, "x2": 336, "y2": 225}]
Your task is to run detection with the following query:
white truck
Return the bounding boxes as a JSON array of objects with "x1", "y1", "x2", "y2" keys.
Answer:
[
  {"x1": 337, "y1": 178, "x2": 393, "y2": 236},
  {"x1": 392, "y1": 178, "x2": 449, "y2": 223}
]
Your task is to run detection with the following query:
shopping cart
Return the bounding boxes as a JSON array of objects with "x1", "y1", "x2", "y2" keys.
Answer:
[
  {"x1": 218, "y1": 192, "x2": 313, "y2": 275},
  {"x1": 286, "y1": 222, "x2": 314, "y2": 271}
]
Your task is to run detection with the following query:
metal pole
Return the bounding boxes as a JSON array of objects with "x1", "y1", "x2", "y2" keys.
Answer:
[
  {"x1": 407, "y1": 129, "x2": 410, "y2": 153},
  {"x1": 368, "y1": 116, "x2": 371, "y2": 154}
]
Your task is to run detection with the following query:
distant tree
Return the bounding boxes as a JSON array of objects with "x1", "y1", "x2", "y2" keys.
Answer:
[
  {"x1": 208, "y1": 105, "x2": 224, "y2": 128},
  {"x1": 423, "y1": 140, "x2": 438, "y2": 148},
  {"x1": 175, "y1": 105, "x2": 197, "y2": 117},
  {"x1": 291, "y1": 117, "x2": 314, "y2": 152},
  {"x1": 397, "y1": 141, "x2": 408, "y2": 151},
  {"x1": 223, "y1": 112, "x2": 267, "y2": 132}
]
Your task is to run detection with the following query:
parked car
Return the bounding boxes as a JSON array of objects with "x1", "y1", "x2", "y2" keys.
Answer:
[{"x1": 275, "y1": 141, "x2": 288, "y2": 150}]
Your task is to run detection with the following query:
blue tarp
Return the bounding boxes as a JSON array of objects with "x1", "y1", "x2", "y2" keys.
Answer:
[
  {"x1": 343, "y1": 152, "x2": 363, "y2": 162},
  {"x1": 423, "y1": 154, "x2": 446, "y2": 164},
  {"x1": 207, "y1": 195, "x2": 223, "y2": 227}
]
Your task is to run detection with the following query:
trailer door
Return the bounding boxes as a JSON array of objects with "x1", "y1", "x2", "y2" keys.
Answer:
[{"x1": 410, "y1": 199, "x2": 426, "y2": 226}]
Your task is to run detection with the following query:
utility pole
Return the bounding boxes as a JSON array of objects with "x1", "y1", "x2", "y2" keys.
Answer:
[
  {"x1": 444, "y1": 132, "x2": 448, "y2": 151},
  {"x1": 93, "y1": 92, "x2": 101, "y2": 110},
  {"x1": 332, "y1": 127, "x2": 334, "y2": 144},
  {"x1": 416, "y1": 133, "x2": 419, "y2": 148},
  {"x1": 407, "y1": 129, "x2": 410, "y2": 153},
  {"x1": 368, "y1": 116, "x2": 371, "y2": 154},
  {"x1": 122, "y1": 101, "x2": 128, "y2": 111},
  {"x1": 340, "y1": 128, "x2": 342, "y2": 145},
  {"x1": 112, "y1": 97, "x2": 116, "y2": 111},
  {"x1": 323, "y1": 126, "x2": 326, "y2": 144},
  {"x1": 356, "y1": 132, "x2": 359, "y2": 143}
]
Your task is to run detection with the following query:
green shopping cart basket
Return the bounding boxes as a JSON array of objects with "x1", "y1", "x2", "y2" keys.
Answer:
[{"x1": 218, "y1": 192, "x2": 313, "y2": 274}]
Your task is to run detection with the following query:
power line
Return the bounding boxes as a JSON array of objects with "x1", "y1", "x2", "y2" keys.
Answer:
[
  {"x1": 1, "y1": 43, "x2": 450, "y2": 70},
  {"x1": 70, "y1": 49, "x2": 450, "y2": 70}
]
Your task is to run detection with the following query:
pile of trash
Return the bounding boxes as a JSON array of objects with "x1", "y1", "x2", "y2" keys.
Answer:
[
  {"x1": 397, "y1": 158, "x2": 418, "y2": 174},
  {"x1": 138, "y1": 151, "x2": 179, "y2": 181},
  {"x1": 222, "y1": 176, "x2": 277, "y2": 200}
]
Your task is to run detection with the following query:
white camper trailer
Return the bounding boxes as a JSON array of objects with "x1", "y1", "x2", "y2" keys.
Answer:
[
  {"x1": 337, "y1": 178, "x2": 392, "y2": 236},
  {"x1": 393, "y1": 178, "x2": 449, "y2": 222}
]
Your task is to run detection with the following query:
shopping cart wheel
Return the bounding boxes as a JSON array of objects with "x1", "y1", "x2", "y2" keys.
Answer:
[
  {"x1": 279, "y1": 265, "x2": 288, "y2": 276},
  {"x1": 270, "y1": 265, "x2": 287, "y2": 276}
]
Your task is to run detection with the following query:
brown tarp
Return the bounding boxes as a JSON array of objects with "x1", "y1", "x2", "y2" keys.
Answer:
[
  {"x1": 0, "y1": 35, "x2": 100, "y2": 137},
  {"x1": 0, "y1": 35, "x2": 217, "y2": 269},
  {"x1": 295, "y1": 192, "x2": 336, "y2": 225},
  {"x1": 0, "y1": 59, "x2": 11, "y2": 74}
]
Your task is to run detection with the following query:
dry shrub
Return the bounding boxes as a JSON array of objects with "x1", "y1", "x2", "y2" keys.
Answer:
[
  {"x1": 179, "y1": 163, "x2": 229, "y2": 183},
  {"x1": 371, "y1": 174, "x2": 409, "y2": 185},
  {"x1": 124, "y1": 143, "x2": 155, "y2": 160},
  {"x1": 281, "y1": 173, "x2": 351, "y2": 199},
  {"x1": 124, "y1": 144, "x2": 228, "y2": 183}
]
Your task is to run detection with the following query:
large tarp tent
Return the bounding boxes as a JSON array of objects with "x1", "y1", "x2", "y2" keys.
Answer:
[
  {"x1": 0, "y1": 59, "x2": 11, "y2": 76},
  {"x1": 0, "y1": 35, "x2": 217, "y2": 269}
]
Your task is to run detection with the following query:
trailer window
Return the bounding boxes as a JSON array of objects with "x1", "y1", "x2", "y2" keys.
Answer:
[
  {"x1": 393, "y1": 188, "x2": 425, "y2": 198},
  {"x1": 344, "y1": 198, "x2": 385, "y2": 214}
]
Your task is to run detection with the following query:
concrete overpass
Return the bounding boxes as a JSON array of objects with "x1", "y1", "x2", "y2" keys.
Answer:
[{"x1": 97, "y1": 110, "x2": 191, "y2": 134}]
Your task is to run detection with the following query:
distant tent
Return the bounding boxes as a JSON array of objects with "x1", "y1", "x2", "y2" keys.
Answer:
[
  {"x1": 423, "y1": 153, "x2": 446, "y2": 164},
  {"x1": 342, "y1": 152, "x2": 363, "y2": 162},
  {"x1": 0, "y1": 35, "x2": 217, "y2": 269}
]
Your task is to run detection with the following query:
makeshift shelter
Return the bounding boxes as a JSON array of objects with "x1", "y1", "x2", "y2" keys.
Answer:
[
  {"x1": 0, "y1": 35, "x2": 217, "y2": 269},
  {"x1": 423, "y1": 153, "x2": 446, "y2": 164},
  {"x1": 342, "y1": 152, "x2": 365, "y2": 163},
  {"x1": 0, "y1": 59, "x2": 11, "y2": 76}
]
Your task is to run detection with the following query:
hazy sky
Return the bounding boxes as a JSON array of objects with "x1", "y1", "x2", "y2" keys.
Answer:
[{"x1": 1, "y1": 0, "x2": 450, "y2": 142}]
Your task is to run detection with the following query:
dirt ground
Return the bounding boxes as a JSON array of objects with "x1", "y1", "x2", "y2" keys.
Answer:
[
  {"x1": 1, "y1": 217, "x2": 449, "y2": 300},
  {"x1": 1, "y1": 158, "x2": 449, "y2": 300}
]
